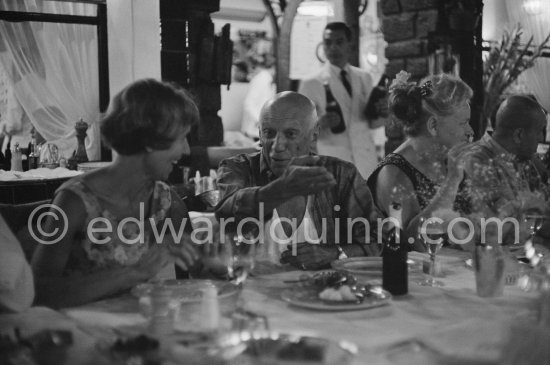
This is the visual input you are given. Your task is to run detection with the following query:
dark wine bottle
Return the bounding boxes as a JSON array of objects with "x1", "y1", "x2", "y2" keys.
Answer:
[
  {"x1": 4, "y1": 139, "x2": 11, "y2": 171},
  {"x1": 323, "y1": 82, "x2": 346, "y2": 134},
  {"x1": 365, "y1": 74, "x2": 389, "y2": 119},
  {"x1": 382, "y1": 201, "x2": 408, "y2": 295},
  {"x1": 28, "y1": 138, "x2": 39, "y2": 170}
]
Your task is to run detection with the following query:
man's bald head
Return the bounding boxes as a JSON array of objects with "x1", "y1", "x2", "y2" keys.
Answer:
[
  {"x1": 259, "y1": 91, "x2": 317, "y2": 131},
  {"x1": 495, "y1": 95, "x2": 545, "y2": 133},
  {"x1": 493, "y1": 95, "x2": 546, "y2": 160},
  {"x1": 259, "y1": 92, "x2": 319, "y2": 176}
]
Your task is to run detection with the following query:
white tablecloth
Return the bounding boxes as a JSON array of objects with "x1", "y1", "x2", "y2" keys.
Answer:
[
  {"x1": 242, "y1": 249, "x2": 538, "y2": 364},
  {"x1": 0, "y1": 167, "x2": 81, "y2": 181},
  {"x1": 0, "y1": 248, "x2": 542, "y2": 364}
]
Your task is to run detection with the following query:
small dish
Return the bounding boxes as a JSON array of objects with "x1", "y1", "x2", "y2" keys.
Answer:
[
  {"x1": 281, "y1": 284, "x2": 391, "y2": 311},
  {"x1": 132, "y1": 279, "x2": 241, "y2": 332},
  {"x1": 132, "y1": 279, "x2": 239, "y2": 302},
  {"x1": 331, "y1": 257, "x2": 382, "y2": 283}
]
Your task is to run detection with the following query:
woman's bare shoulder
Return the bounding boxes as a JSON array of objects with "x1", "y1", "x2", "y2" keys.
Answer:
[{"x1": 376, "y1": 164, "x2": 415, "y2": 197}]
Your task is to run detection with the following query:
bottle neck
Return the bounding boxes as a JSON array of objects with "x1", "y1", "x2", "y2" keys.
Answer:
[
  {"x1": 388, "y1": 203, "x2": 403, "y2": 231},
  {"x1": 29, "y1": 139, "x2": 36, "y2": 155}
]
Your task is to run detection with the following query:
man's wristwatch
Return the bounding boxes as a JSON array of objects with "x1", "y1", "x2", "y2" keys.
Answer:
[{"x1": 336, "y1": 245, "x2": 348, "y2": 260}]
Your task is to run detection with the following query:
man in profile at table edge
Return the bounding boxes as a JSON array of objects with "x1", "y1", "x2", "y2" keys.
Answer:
[
  {"x1": 215, "y1": 91, "x2": 382, "y2": 270},
  {"x1": 464, "y1": 94, "x2": 550, "y2": 245}
]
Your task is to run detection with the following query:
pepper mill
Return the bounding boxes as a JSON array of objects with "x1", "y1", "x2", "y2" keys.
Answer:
[
  {"x1": 67, "y1": 118, "x2": 89, "y2": 170},
  {"x1": 10, "y1": 143, "x2": 23, "y2": 172}
]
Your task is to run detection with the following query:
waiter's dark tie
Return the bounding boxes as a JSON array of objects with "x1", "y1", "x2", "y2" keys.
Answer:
[{"x1": 340, "y1": 69, "x2": 352, "y2": 96}]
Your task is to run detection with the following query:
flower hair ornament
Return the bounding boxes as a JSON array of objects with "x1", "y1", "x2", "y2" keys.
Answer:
[
  {"x1": 389, "y1": 70, "x2": 411, "y2": 91},
  {"x1": 419, "y1": 81, "x2": 433, "y2": 97}
]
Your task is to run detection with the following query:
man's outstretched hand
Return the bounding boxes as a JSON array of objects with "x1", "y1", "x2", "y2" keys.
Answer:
[{"x1": 267, "y1": 156, "x2": 337, "y2": 200}]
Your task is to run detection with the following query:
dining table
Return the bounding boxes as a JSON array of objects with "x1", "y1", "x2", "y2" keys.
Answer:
[
  {"x1": 0, "y1": 247, "x2": 545, "y2": 365},
  {"x1": 0, "y1": 167, "x2": 82, "y2": 204}
]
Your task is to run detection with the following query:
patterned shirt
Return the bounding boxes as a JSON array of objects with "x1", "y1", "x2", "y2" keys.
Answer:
[
  {"x1": 215, "y1": 152, "x2": 382, "y2": 255},
  {"x1": 464, "y1": 132, "x2": 549, "y2": 218}
]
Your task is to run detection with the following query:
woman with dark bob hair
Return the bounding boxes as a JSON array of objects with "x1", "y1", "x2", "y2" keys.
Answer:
[
  {"x1": 32, "y1": 79, "x2": 200, "y2": 308},
  {"x1": 367, "y1": 71, "x2": 474, "y2": 251}
]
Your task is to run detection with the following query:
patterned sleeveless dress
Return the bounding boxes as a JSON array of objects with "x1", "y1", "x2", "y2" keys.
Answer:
[
  {"x1": 56, "y1": 178, "x2": 176, "y2": 276},
  {"x1": 367, "y1": 153, "x2": 471, "y2": 214}
]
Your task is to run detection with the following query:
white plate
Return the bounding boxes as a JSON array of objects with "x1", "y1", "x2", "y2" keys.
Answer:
[
  {"x1": 331, "y1": 257, "x2": 382, "y2": 282},
  {"x1": 77, "y1": 161, "x2": 111, "y2": 171},
  {"x1": 132, "y1": 279, "x2": 239, "y2": 302},
  {"x1": 281, "y1": 285, "x2": 391, "y2": 311}
]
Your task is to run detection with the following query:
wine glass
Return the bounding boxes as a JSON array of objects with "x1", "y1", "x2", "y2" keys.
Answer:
[
  {"x1": 523, "y1": 213, "x2": 545, "y2": 240},
  {"x1": 417, "y1": 218, "x2": 445, "y2": 287},
  {"x1": 215, "y1": 233, "x2": 256, "y2": 286},
  {"x1": 520, "y1": 213, "x2": 548, "y2": 265}
]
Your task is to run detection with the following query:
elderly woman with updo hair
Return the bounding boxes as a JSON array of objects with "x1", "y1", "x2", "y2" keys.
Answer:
[
  {"x1": 367, "y1": 71, "x2": 474, "y2": 251},
  {"x1": 32, "y1": 79, "x2": 200, "y2": 308}
]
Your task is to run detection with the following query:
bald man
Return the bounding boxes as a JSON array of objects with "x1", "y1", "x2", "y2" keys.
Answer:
[
  {"x1": 464, "y1": 95, "x2": 549, "y2": 244},
  {"x1": 215, "y1": 92, "x2": 381, "y2": 270}
]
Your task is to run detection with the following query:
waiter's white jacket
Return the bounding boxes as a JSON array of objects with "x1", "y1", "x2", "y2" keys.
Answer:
[{"x1": 299, "y1": 62, "x2": 383, "y2": 179}]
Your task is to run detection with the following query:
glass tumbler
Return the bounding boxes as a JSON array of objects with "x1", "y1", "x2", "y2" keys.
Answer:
[{"x1": 474, "y1": 244, "x2": 505, "y2": 297}]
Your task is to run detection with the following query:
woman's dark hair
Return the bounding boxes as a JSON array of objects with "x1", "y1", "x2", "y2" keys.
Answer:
[
  {"x1": 101, "y1": 79, "x2": 199, "y2": 155},
  {"x1": 388, "y1": 73, "x2": 472, "y2": 136}
]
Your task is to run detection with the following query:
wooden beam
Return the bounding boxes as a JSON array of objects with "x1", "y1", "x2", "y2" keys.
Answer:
[
  {"x1": 0, "y1": 10, "x2": 98, "y2": 25},
  {"x1": 263, "y1": 0, "x2": 280, "y2": 90},
  {"x1": 97, "y1": 3, "x2": 109, "y2": 112},
  {"x1": 43, "y1": 0, "x2": 105, "y2": 3},
  {"x1": 276, "y1": 0, "x2": 303, "y2": 92},
  {"x1": 343, "y1": 0, "x2": 360, "y2": 67},
  {"x1": 262, "y1": 0, "x2": 279, "y2": 37}
]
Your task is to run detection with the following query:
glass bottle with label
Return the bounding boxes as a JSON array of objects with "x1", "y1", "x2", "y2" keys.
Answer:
[
  {"x1": 4, "y1": 139, "x2": 11, "y2": 170},
  {"x1": 324, "y1": 82, "x2": 346, "y2": 134},
  {"x1": 382, "y1": 202, "x2": 408, "y2": 295},
  {"x1": 28, "y1": 138, "x2": 39, "y2": 170}
]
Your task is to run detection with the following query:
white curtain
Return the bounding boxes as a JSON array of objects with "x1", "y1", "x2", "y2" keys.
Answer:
[
  {"x1": 0, "y1": 0, "x2": 100, "y2": 160},
  {"x1": 504, "y1": 0, "x2": 550, "y2": 112}
]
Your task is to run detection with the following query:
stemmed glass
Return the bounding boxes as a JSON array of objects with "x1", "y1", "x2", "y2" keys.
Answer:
[
  {"x1": 216, "y1": 233, "x2": 269, "y2": 335},
  {"x1": 417, "y1": 218, "x2": 445, "y2": 287},
  {"x1": 523, "y1": 213, "x2": 546, "y2": 240},
  {"x1": 520, "y1": 213, "x2": 548, "y2": 266},
  {"x1": 201, "y1": 229, "x2": 256, "y2": 285},
  {"x1": 222, "y1": 233, "x2": 256, "y2": 286}
]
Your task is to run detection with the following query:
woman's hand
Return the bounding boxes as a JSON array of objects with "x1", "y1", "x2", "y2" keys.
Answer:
[
  {"x1": 164, "y1": 233, "x2": 200, "y2": 271},
  {"x1": 446, "y1": 142, "x2": 473, "y2": 181}
]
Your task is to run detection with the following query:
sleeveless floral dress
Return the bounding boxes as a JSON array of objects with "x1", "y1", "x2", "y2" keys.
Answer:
[
  {"x1": 367, "y1": 153, "x2": 471, "y2": 214},
  {"x1": 56, "y1": 178, "x2": 174, "y2": 276}
]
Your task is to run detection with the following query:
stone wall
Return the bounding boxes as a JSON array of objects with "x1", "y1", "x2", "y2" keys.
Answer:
[
  {"x1": 381, "y1": 0, "x2": 439, "y2": 79},
  {"x1": 380, "y1": 0, "x2": 440, "y2": 153}
]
